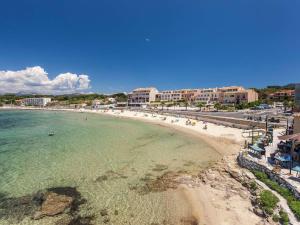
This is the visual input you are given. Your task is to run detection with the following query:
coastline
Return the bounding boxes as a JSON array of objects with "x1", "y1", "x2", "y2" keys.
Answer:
[
  {"x1": 1, "y1": 107, "x2": 271, "y2": 225},
  {"x1": 1, "y1": 106, "x2": 245, "y2": 156}
]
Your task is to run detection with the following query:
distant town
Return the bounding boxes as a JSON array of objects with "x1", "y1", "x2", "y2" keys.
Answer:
[{"x1": 0, "y1": 83, "x2": 298, "y2": 112}]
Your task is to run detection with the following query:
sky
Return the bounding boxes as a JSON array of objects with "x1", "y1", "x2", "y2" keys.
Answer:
[{"x1": 0, "y1": 0, "x2": 299, "y2": 94}]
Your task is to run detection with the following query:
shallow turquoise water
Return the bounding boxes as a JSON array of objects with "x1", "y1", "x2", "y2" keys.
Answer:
[{"x1": 0, "y1": 110, "x2": 221, "y2": 225}]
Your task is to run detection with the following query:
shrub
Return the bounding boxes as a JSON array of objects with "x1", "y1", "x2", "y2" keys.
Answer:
[
  {"x1": 272, "y1": 214, "x2": 280, "y2": 222},
  {"x1": 252, "y1": 170, "x2": 300, "y2": 220},
  {"x1": 289, "y1": 200, "x2": 300, "y2": 219},
  {"x1": 279, "y1": 209, "x2": 289, "y2": 225},
  {"x1": 252, "y1": 170, "x2": 268, "y2": 180},
  {"x1": 250, "y1": 181, "x2": 257, "y2": 191},
  {"x1": 259, "y1": 190, "x2": 279, "y2": 215}
]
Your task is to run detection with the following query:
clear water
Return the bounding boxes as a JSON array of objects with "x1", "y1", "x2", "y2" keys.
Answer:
[{"x1": 0, "y1": 110, "x2": 221, "y2": 225}]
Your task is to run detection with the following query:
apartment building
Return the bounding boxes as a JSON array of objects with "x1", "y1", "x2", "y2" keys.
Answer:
[
  {"x1": 194, "y1": 88, "x2": 219, "y2": 104},
  {"x1": 217, "y1": 86, "x2": 258, "y2": 104},
  {"x1": 92, "y1": 99, "x2": 103, "y2": 109},
  {"x1": 22, "y1": 98, "x2": 51, "y2": 106},
  {"x1": 156, "y1": 89, "x2": 199, "y2": 102},
  {"x1": 128, "y1": 86, "x2": 258, "y2": 107},
  {"x1": 268, "y1": 90, "x2": 295, "y2": 101},
  {"x1": 127, "y1": 87, "x2": 158, "y2": 106},
  {"x1": 193, "y1": 86, "x2": 258, "y2": 104},
  {"x1": 181, "y1": 89, "x2": 199, "y2": 102},
  {"x1": 157, "y1": 90, "x2": 182, "y2": 102}
]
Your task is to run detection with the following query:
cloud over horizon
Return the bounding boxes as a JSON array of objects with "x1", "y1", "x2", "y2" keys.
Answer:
[{"x1": 0, "y1": 66, "x2": 90, "y2": 94}]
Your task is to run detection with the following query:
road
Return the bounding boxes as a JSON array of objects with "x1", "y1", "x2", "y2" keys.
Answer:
[{"x1": 135, "y1": 108, "x2": 292, "y2": 128}]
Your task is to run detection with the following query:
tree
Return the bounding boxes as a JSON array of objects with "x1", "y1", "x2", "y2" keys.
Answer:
[
  {"x1": 183, "y1": 99, "x2": 188, "y2": 111},
  {"x1": 288, "y1": 101, "x2": 295, "y2": 111},
  {"x1": 161, "y1": 101, "x2": 165, "y2": 110},
  {"x1": 166, "y1": 102, "x2": 174, "y2": 111},
  {"x1": 214, "y1": 102, "x2": 222, "y2": 110},
  {"x1": 196, "y1": 102, "x2": 205, "y2": 111},
  {"x1": 283, "y1": 100, "x2": 289, "y2": 112}
]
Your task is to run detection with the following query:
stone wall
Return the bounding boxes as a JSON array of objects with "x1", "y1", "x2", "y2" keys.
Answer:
[{"x1": 237, "y1": 152, "x2": 300, "y2": 200}]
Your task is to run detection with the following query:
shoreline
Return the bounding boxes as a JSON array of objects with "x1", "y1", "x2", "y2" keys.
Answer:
[{"x1": 1, "y1": 106, "x2": 245, "y2": 157}]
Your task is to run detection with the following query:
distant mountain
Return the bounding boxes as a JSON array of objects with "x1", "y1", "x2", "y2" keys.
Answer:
[{"x1": 267, "y1": 83, "x2": 297, "y2": 90}]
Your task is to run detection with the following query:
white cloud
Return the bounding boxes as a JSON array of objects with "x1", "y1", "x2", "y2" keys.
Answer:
[{"x1": 0, "y1": 66, "x2": 91, "y2": 94}]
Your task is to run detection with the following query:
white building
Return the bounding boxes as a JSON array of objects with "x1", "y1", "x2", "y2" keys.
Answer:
[
  {"x1": 22, "y1": 98, "x2": 51, "y2": 106},
  {"x1": 92, "y1": 99, "x2": 102, "y2": 109},
  {"x1": 128, "y1": 87, "x2": 158, "y2": 107},
  {"x1": 107, "y1": 97, "x2": 116, "y2": 103}
]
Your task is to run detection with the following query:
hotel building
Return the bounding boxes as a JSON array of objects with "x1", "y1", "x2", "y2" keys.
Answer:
[
  {"x1": 22, "y1": 98, "x2": 51, "y2": 106},
  {"x1": 217, "y1": 86, "x2": 258, "y2": 104},
  {"x1": 193, "y1": 86, "x2": 258, "y2": 104},
  {"x1": 157, "y1": 89, "x2": 198, "y2": 102},
  {"x1": 157, "y1": 90, "x2": 182, "y2": 102},
  {"x1": 128, "y1": 86, "x2": 258, "y2": 107},
  {"x1": 194, "y1": 88, "x2": 219, "y2": 104},
  {"x1": 127, "y1": 87, "x2": 158, "y2": 106},
  {"x1": 268, "y1": 90, "x2": 295, "y2": 101}
]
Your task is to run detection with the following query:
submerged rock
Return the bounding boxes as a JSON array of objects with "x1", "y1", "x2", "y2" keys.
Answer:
[
  {"x1": 56, "y1": 215, "x2": 95, "y2": 225},
  {"x1": 47, "y1": 187, "x2": 86, "y2": 214},
  {"x1": 0, "y1": 186, "x2": 90, "y2": 224},
  {"x1": 0, "y1": 192, "x2": 40, "y2": 222},
  {"x1": 100, "y1": 209, "x2": 108, "y2": 216},
  {"x1": 95, "y1": 175, "x2": 108, "y2": 182},
  {"x1": 95, "y1": 170, "x2": 128, "y2": 183},
  {"x1": 33, "y1": 192, "x2": 73, "y2": 219},
  {"x1": 68, "y1": 215, "x2": 95, "y2": 225},
  {"x1": 103, "y1": 216, "x2": 110, "y2": 223},
  {"x1": 114, "y1": 209, "x2": 118, "y2": 215},
  {"x1": 131, "y1": 171, "x2": 182, "y2": 195},
  {"x1": 152, "y1": 164, "x2": 168, "y2": 172}
]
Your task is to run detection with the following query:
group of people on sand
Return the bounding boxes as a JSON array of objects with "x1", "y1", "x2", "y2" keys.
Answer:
[
  {"x1": 185, "y1": 119, "x2": 208, "y2": 130},
  {"x1": 101, "y1": 109, "x2": 209, "y2": 130}
]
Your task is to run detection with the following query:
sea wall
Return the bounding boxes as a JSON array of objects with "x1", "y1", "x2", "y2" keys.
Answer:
[{"x1": 237, "y1": 152, "x2": 300, "y2": 200}]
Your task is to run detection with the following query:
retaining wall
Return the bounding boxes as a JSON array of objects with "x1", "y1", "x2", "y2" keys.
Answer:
[{"x1": 237, "y1": 152, "x2": 300, "y2": 200}]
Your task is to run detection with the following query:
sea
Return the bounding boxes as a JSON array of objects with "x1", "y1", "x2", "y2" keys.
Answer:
[{"x1": 0, "y1": 110, "x2": 221, "y2": 225}]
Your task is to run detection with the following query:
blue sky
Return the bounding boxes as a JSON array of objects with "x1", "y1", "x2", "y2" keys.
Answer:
[{"x1": 0, "y1": 0, "x2": 299, "y2": 94}]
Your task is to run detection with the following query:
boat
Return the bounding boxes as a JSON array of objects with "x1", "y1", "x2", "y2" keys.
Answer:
[{"x1": 48, "y1": 131, "x2": 55, "y2": 136}]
